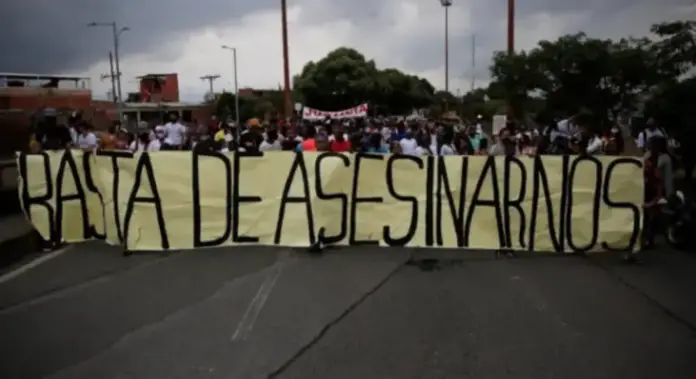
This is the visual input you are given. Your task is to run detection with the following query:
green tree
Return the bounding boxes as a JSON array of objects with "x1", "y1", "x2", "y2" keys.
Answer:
[
  {"x1": 215, "y1": 92, "x2": 272, "y2": 122},
  {"x1": 488, "y1": 32, "x2": 663, "y2": 128},
  {"x1": 642, "y1": 21, "x2": 696, "y2": 142},
  {"x1": 294, "y1": 47, "x2": 436, "y2": 115},
  {"x1": 458, "y1": 88, "x2": 506, "y2": 121},
  {"x1": 651, "y1": 20, "x2": 696, "y2": 78}
]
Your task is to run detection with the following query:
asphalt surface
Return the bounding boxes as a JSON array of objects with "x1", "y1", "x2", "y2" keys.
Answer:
[{"x1": 0, "y1": 243, "x2": 695, "y2": 379}]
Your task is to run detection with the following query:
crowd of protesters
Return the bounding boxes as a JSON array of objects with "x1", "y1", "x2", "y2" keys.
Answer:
[
  {"x1": 28, "y1": 109, "x2": 682, "y2": 254},
  {"x1": 29, "y1": 109, "x2": 644, "y2": 157}
]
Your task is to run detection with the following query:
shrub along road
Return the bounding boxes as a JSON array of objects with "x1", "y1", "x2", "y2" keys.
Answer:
[{"x1": 0, "y1": 243, "x2": 695, "y2": 379}]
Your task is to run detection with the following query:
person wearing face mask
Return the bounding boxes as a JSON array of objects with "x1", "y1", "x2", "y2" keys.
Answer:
[{"x1": 163, "y1": 113, "x2": 186, "y2": 150}]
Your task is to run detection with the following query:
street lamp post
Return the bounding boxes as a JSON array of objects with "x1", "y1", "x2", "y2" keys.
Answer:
[
  {"x1": 507, "y1": 0, "x2": 515, "y2": 54},
  {"x1": 88, "y1": 22, "x2": 129, "y2": 119},
  {"x1": 280, "y1": 0, "x2": 292, "y2": 120},
  {"x1": 221, "y1": 45, "x2": 241, "y2": 141},
  {"x1": 440, "y1": 0, "x2": 453, "y2": 93},
  {"x1": 507, "y1": 0, "x2": 515, "y2": 118}
]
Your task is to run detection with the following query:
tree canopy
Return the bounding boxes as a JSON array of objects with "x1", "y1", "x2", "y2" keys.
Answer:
[
  {"x1": 293, "y1": 47, "x2": 436, "y2": 115},
  {"x1": 486, "y1": 20, "x2": 696, "y2": 134}
]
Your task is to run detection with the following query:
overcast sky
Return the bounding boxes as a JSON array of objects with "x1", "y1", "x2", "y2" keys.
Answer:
[{"x1": 1, "y1": 0, "x2": 695, "y2": 102}]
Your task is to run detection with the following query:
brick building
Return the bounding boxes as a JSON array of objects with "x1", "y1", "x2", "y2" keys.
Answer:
[{"x1": 0, "y1": 72, "x2": 213, "y2": 154}]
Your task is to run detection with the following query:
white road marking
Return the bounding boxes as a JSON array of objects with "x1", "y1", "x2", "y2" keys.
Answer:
[
  {"x1": 0, "y1": 245, "x2": 73, "y2": 285},
  {"x1": 232, "y1": 253, "x2": 289, "y2": 341}
]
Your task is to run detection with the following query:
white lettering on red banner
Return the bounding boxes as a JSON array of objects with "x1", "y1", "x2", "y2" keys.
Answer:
[{"x1": 301, "y1": 104, "x2": 368, "y2": 120}]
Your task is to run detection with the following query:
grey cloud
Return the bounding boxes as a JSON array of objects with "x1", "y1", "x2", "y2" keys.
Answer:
[
  {"x1": 1, "y1": 0, "x2": 694, "y2": 79},
  {"x1": 391, "y1": 0, "x2": 695, "y2": 87},
  {"x1": 0, "y1": 0, "x2": 278, "y2": 73}
]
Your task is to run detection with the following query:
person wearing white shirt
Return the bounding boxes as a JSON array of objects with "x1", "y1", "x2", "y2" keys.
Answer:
[
  {"x1": 380, "y1": 126, "x2": 392, "y2": 143},
  {"x1": 129, "y1": 136, "x2": 161, "y2": 152},
  {"x1": 68, "y1": 125, "x2": 78, "y2": 146},
  {"x1": 428, "y1": 125, "x2": 439, "y2": 154},
  {"x1": 152, "y1": 124, "x2": 166, "y2": 142},
  {"x1": 399, "y1": 133, "x2": 419, "y2": 156},
  {"x1": 328, "y1": 133, "x2": 349, "y2": 142},
  {"x1": 546, "y1": 117, "x2": 577, "y2": 145},
  {"x1": 439, "y1": 132, "x2": 457, "y2": 156},
  {"x1": 163, "y1": 114, "x2": 186, "y2": 149},
  {"x1": 260, "y1": 129, "x2": 283, "y2": 151},
  {"x1": 475, "y1": 115, "x2": 486, "y2": 139},
  {"x1": 76, "y1": 124, "x2": 98, "y2": 150},
  {"x1": 636, "y1": 118, "x2": 668, "y2": 151},
  {"x1": 585, "y1": 134, "x2": 603, "y2": 154}
]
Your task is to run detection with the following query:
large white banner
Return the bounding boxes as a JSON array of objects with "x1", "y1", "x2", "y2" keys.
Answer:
[{"x1": 302, "y1": 103, "x2": 368, "y2": 120}]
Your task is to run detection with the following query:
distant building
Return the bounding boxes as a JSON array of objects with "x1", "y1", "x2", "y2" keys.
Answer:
[
  {"x1": 0, "y1": 72, "x2": 92, "y2": 111},
  {"x1": 136, "y1": 73, "x2": 180, "y2": 103},
  {"x1": 238, "y1": 87, "x2": 278, "y2": 97},
  {"x1": 0, "y1": 72, "x2": 213, "y2": 148}
]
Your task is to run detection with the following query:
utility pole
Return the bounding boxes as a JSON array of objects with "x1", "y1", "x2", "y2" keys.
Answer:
[
  {"x1": 200, "y1": 75, "x2": 220, "y2": 96},
  {"x1": 440, "y1": 0, "x2": 453, "y2": 93},
  {"x1": 507, "y1": 0, "x2": 515, "y2": 54},
  {"x1": 281, "y1": 0, "x2": 292, "y2": 119},
  {"x1": 104, "y1": 52, "x2": 118, "y2": 103},
  {"x1": 87, "y1": 22, "x2": 129, "y2": 119},
  {"x1": 221, "y1": 45, "x2": 241, "y2": 137},
  {"x1": 507, "y1": 0, "x2": 515, "y2": 118},
  {"x1": 471, "y1": 34, "x2": 476, "y2": 91}
]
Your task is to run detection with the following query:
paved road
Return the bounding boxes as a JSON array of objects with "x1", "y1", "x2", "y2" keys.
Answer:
[{"x1": 1, "y1": 243, "x2": 695, "y2": 379}]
